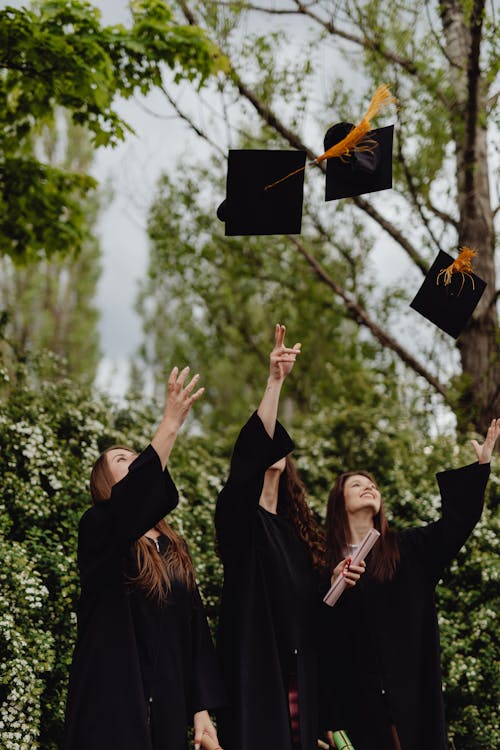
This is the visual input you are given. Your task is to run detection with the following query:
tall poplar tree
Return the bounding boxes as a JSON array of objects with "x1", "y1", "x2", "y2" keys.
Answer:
[{"x1": 0, "y1": 115, "x2": 101, "y2": 382}]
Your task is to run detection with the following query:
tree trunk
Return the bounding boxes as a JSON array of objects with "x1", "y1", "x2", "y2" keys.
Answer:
[{"x1": 441, "y1": 0, "x2": 499, "y2": 434}]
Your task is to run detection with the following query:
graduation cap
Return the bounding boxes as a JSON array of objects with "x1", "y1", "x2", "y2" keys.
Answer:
[
  {"x1": 323, "y1": 122, "x2": 394, "y2": 201},
  {"x1": 409, "y1": 248, "x2": 487, "y2": 338},
  {"x1": 216, "y1": 149, "x2": 306, "y2": 236},
  {"x1": 258, "y1": 84, "x2": 396, "y2": 201}
]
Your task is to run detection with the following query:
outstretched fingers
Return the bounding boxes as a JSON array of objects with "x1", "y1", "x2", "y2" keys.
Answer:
[
  {"x1": 274, "y1": 322, "x2": 286, "y2": 349},
  {"x1": 470, "y1": 418, "x2": 500, "y2": 464},
  {"x1": 184, "y1": 372, "x2": 200, "y2": 394},
  {"x1": 189, "y1": 385, "x2": 205, "y2": 404},
  {"x1": 176, "y1": 365, "x2": 191, "y2": 388},
  {"x1": 168, "y1": 365, "x2": 179, "y2": 385}
]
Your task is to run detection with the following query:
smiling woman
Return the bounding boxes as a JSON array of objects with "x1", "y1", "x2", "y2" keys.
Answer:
[{"x1": 320, "y1": 419, "x2": 500, "y2": 750}]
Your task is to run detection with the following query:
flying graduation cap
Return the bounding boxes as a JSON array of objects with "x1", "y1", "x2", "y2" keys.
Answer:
[
  {"x1": 216, "y1": 149, "x2": 306, "y2": 236},
  {"x1": 409, "y1": 247, "x2": 487, "y2": 338},
  {"x1": 216, "y1": 84, "x2": 396, "y2": 236},
  {"x1": 263, "y1": 83, "x2": 396, "y2": 196},
  {"x1": 323, "y1": 122, "x2": 394, "y2": 201}
]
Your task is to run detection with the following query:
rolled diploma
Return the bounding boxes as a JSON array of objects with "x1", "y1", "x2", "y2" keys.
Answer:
[{"x1": 323, "y1": 528, "x2": 380, "y2": 607}]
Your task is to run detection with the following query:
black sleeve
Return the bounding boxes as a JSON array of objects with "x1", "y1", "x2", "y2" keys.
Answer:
[
  {"x1": 214, "y1": 412, "x2": 294, "y2": 551},
  {"x1": 401, "y1": 461, "x2": 490, "y2": 584},
  {"x1": 78, "y1": 445, "x2": 179, "y2": 581},
  {"x1": 190, "y1": 586, "x2": 227, "y2": 714}
]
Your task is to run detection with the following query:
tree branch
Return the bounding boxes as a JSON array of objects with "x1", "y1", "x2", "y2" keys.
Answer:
[
  {"x1": 286, "y1": 234, "x2": 448, "y2": 397},
  {"x1": 351, "y1": 196, "x2": 429, "y2": 274},
  {"x1": 158, "y1": 83, "x2": 226, "y2": 156},
  {"x1": 395, "y1": 125, "x2": 451, "y2": 254}
]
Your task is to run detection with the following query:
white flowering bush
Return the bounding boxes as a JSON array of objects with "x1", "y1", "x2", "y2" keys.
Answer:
[{"x1": 0, "y1": 359, "x2": 497, "y2": 748}]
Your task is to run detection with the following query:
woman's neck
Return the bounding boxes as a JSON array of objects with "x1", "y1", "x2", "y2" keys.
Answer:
[
  {"x1": 259, "y1": 469, "x2": 281, "y2": 514},
  {"x1": 347, "y1": 514, "x2": 374, "y2": 545}
]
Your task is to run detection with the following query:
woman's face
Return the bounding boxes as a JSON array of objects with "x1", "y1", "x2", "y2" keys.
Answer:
[
  {"x1": 105, "y1": 448, "x2": 138, "y2": 485},
  {"x1": 343, "y1": 474, "x2": 381, "y2": 517}
]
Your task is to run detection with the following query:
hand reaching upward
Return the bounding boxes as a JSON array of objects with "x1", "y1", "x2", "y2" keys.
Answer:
[
  {"x1": 269, "y1": 324, "x2": 301, "y2": 382},
  {"x1": 470, "y1": 418, "x2": 500, "y2": 464},
  {"x1": 257, "y1": 324, "x2": 301, "y2": 438},
  {"x1": 151, "y1": 366, "x2": 205, "y2": 468}
]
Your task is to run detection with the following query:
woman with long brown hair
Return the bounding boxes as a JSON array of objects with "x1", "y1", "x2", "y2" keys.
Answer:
[
  {"x1": 63, "y1": 366, "x2": 225, "y2": 750},
  {"x1": 320, "y1": 420, "x2": 500, "y2": 750},
  {"x1": 215, "y1": 324, "x2": 325, "y2": 750}
]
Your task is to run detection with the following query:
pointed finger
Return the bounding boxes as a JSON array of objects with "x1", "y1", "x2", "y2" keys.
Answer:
[
  {"x1": 185, "y1": 373, "x2": 200, "y2": 394},
  {"x1": 190, "y1": 387, "x2": 205, "y2": 403},
  {"x1": 177, "y1": 365, "x2": 190, "y2": 386},
  {"x1": 275, "y1": 323, "x2": 285, "y2": 348},
  {"x1": 168, "y1": 366, "x2": 179, "y2": 385}
]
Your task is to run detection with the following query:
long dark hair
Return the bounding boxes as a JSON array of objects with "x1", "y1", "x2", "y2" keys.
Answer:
[
  {"x1": 325, "y1": 470, "x2": 399, "y2": 583},
  {"x1": 90, "y1": 445, "x2": 196, "y2": 602},
  {"x1": 278, "y1": 455, "x2": 326, "y2": 572}
]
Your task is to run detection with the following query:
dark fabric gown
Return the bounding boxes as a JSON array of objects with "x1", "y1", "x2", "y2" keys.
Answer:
[
  {"x1": 320, "y1": 461, "x2": 490, "y2": 750},
  {"x1": 63, "y1": 445, "x2": 226, "y2": 750},
  {"x1": 215, "y1": 412, "x2": 321, "y2": 750}
]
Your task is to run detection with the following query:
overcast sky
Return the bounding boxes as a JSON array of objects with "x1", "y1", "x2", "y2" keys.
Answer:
[{"x1": 91, "y1": 2, "x2": 193, "y2": 397}]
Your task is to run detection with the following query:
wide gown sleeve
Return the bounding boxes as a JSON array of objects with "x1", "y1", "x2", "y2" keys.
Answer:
[
  {"x1": 402, "y1": 461, "x2": 490, "y2": 584},
  {"x1": 190, "y1": 586, "x2": 227, "y2": 714},
  {"x1": 214, "y1": 411, "x2": 294, "y2": 553},
  {"x1": 78, "y1": 444, "x2": 179, "y2": 583}
]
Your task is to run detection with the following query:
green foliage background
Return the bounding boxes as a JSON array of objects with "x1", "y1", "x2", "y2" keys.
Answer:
[
  {"x1": 0, "y1": 0, "x2": 228, "y2": 261},
  {"x1": 0, "y1": 357, "x2": 498, "y2": 749},
  {"x1": 0, "y1": 2, "x2": 498, "y2": 749}
]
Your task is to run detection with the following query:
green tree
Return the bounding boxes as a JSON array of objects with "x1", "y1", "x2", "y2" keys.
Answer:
[
  {"x1": 140, "y1": 0, "x2": 498, "y2": 436},
  {"x1": 0, "y1": 0, "x2": 228, "y2": 262},
  {"x1": 135, "y1": 161, "x2": 421, "y2": 433},
  {"x1": 0, "y1": 114, "x2": 102, "y2": 383}
]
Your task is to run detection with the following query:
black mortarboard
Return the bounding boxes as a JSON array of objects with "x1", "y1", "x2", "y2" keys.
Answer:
[
  {"x1": 409, "y1": 249, "x2": 487, "y2": 338},
  {"x1": 216, "y1": 149, "x2": 306, "y2": 236},
  {"x1": 323, "y1": 122, "x2": 394, "y2": 201}
]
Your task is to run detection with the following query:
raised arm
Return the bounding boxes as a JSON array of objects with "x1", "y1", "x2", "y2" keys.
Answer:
[
  {"x1": 79, "y1": 367, "x2": 204, "y2": 578},
  {"x1": 257, "y1": 323, "x2": 301, "y2": 438},
  {"x1": 215, "y1": 326, "x2": 298, "y2": 553},
  {"x1": 405, "y1": 418, "x2": 498, "y2": 583}
]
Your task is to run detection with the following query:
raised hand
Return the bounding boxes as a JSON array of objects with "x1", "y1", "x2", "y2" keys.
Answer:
[
  {"x1": 470, "y1": 418, "x2": 500, "y2": 464},
  {"x1": 257, "y1": 324, "x2": 301, "y2": 438},
  {"x1": 152, "y1": 366, "x2": 205, "y2": 468},
  {"x1": 269, "y1": 323, "x2": 301, "y2": 382},
  {"x1": 163, "y1": 366, "x2": 205, "y2": 431}
]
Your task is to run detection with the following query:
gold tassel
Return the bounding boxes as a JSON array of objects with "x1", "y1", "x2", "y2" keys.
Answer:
[
  {"x1": 314, "y1": 84, "x2": 396, "y2": 164},
  {"x1": 436, "y1": 246, "x2": 477, "y2": 294},
  {"x1": 264, "y1": 84, "x2": 396, "y2": 191}
]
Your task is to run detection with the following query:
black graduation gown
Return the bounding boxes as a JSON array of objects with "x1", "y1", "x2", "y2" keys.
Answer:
[
  {"x1": 63, "y1": 445, "x2": 225, "y2": 750},
  {"x1": 320, "y1": 461, "x2": 490, "y2": 750},
  {"x1": 215, "y1": 412, "x2": 320, "y2": 750}
]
